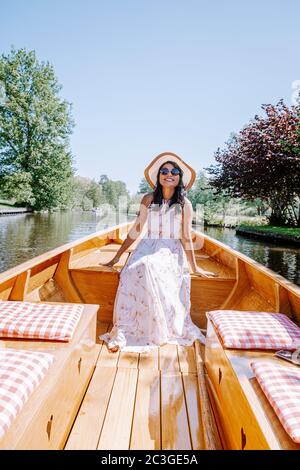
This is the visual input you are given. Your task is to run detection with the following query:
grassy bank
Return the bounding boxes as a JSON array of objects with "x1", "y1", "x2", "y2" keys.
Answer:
[
  {"x1": 236, "y1": 224, "x2": 300, "y2": 245},
  {"x1": 238, "y1": 225, "x2": 300, "y2": 237}
]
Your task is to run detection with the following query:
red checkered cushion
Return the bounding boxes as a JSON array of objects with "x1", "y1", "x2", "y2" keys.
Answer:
[
  {"x1": 251, "y1": 361, "x2": 300, "y2": 443},
  {"x1": 0, "y1": 301, "x2": 83, "y2": 341},
  {"x1": 207, "y1": 310, "x2": 300, "y2": 350},
  {"x1": 0, "y1": 348, "x2": 54, "y2": 439}
]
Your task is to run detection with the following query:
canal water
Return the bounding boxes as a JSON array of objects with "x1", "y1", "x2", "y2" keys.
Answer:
[{"x1": 0, "y1": 211, "x2": 299, "y2": 287}]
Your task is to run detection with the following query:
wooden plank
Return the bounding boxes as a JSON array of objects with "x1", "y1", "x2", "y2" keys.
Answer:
[
  {"x1": 130, "y1": 369, "x2": 161, "y2": 450},
  {"x1": 9, "y1": 269, "x2": 31, "y2": 300},
  {"x1": 205, "y1": 323, "x2": 270, "y2": 449},
  {"x1": 118, "y1": 352, "x2": 139, "y2": 369},
  {"x1": 97, "y1": 368, "x2": 138, "y2": 450},
  {"x1": 96, "y1": 320, "x2": 110, "y2": 364},
  {"x1": 161, "y1": 372, "x2": 191, "y2": 450},
  {"x1": 97, "y1": 322, "x2": 121, "y2": 367},
  {"x1": 226, "y1": 348, "x2": 300, "y2": 450},
  {"x1": 0, "y1": 304, "x2": 99, "y2": 450},
  {"x1": 245, "y1": 263, "x2": 277, "y2": 308},
  {"x1": 193, "y1": 255, "x2": 236, "y2": 279},
  {"x1": 54, "y1": 249, "x2": 83, "y2": 302},
  {"x1": 65, "y1": 366, "x2": 116, "y2": 450},
  {"x1": 97, "y1": 321, "x2": 110, "y2": 344},
  {"x1": 177, "y1": 345, "x2": 196, "y2": 374},
  {"x1": 139, "y1": 348, "x2": 159, "y2": 370},
  {"x1": 97, "y1": 342, "x2": 120, "y2": 368},
  {"x1": 70, "y1": 269, "x2": 119, "y2": 322},
  {"x1": 71, "y1": 237, "x2": 110, "y2": 258},
  {"x1": 0, "y1": 278, "x2": 15, "y2": 300},
  {"x1": 71, "y1": 246, "x2": 129, "y2": 270},
  {"x1": 27, "y1": 278, "x2": 66, "y2": 302},
  {"x1": 195, "y1": 339, "x2": 222, "y2": 450},
  {"x1": 27, "y1": 263, "x2": 59, "y2": 296},
  {"x1": 290, "y1": 292, "x2": 300, "y2": 325},
  {"x1": 0, "y1": 223, "x2": 129, "y2": 287},
  {"x1": 159, "y1": 344, "x2": 180, "y2": 371},
  {"x1": 190, "y1": 278, "x2": 236, "y2": 329},
  {"x1": 275, "y1": 284, "x2": 293, "y2": 318},
  {"x1": 182, "y1": 373, "x2": 205, "y2": 450}
]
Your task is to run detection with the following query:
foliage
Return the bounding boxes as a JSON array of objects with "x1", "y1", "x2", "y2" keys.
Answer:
[
  {"x1": 85, "y1": 179, "x2": 104, "y2": 208},
  {"x1": 0, "y1": 171, "x2": 34, "y2": 206},
  {"x1": 98, "y1": 174, "x2": 130, "y2": 209},
  {"x1": 0, "y1": 47, "x2": 74, "y2": 210},
  {"x1": 207, "y1": 101, "x2": 300, "y2": 226},
  {"x1": 68, "y1": 176, "x2": 104, "y2": 210},
  {"x1": 186, "y1": 170, "x2": 264, "y2": 226},
  {"x1": 138, "y1": 177, "x2": 152, "y2": 194},
  {"x1": 69, "y1": 175, "x2": 132, "y2": 211}
]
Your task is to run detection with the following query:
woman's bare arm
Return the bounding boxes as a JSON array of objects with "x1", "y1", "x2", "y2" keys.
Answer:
[
  {"x1": 100, "y1": 193, "x2": 153, "y2": 266},
  {"x1": 181, "y1": 198, "x2": 218, "y2": 278}
]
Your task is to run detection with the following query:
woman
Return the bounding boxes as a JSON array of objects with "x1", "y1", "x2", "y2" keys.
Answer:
[{"x1": 99, "y1": 152, "x2": 218, "y2": 353}]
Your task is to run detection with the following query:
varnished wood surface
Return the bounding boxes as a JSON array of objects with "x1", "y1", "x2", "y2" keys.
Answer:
[
  {"x1": 226, "y1": 348, "x2": 300, "y2": 450},
  {"x1": 0, "y1": 304, "x2": 99, "y2": 450},
  {"x1": 1, "y1": 221, "x2": 300, "y2": 450},
  {"x1": 65, "y1": 321, "x2": 207, "y2": 450},
  {"x1": 205, "y1": 320, "x2": 300, "y2": 450},
  {"x1": 68, "y1": 241, "x2": 237, "y2": 329},
  {"x1": 1, "y1": 221, "x2": 299, "y2": 326}
]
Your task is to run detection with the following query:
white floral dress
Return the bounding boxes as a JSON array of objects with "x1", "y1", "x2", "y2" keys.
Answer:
[{"x1": 99, "y1": 200, "x2": 205, "y2": 352}]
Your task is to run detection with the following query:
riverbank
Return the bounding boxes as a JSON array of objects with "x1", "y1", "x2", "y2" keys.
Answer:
[
  {"x1": 0, "y1": 204, "x2": 32, "y2": 216},
  {"x1": 0, "y1": 208, "x2": 33, "y2": 215},
  {"x1": 236, "y1": 225, "x2": 300, "y2": 246}
]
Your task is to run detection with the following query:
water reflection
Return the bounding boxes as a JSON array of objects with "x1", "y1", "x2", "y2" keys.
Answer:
[
  {"x1": 203, "y1": 226, "x2": 300, "y2": 287},
  {"x1": 0, "y1": 213, "x2": 299, "y2": 287},
  {"x1": 0, "y1": 210, "x2": 131, "y2": 273}
]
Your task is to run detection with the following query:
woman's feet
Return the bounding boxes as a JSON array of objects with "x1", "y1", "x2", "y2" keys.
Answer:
[{"x1": 108, "y1": 344, "x2": 120, "y2": 353}]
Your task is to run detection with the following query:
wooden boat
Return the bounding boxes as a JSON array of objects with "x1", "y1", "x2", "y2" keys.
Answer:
[{"x1": 0, "y1": 221, "x2": 299, "y2": 450}]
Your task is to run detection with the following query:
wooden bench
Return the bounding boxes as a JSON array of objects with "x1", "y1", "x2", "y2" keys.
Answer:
[
  {"x1": 205, "y1": 319, "x2": 300, "y2": 450},
  {"x1": 0, "y1": 302, "x2": 99, "y2": 450},
  {"x1": 68, "y1": 242, "x2": 236, "y2": 327}
]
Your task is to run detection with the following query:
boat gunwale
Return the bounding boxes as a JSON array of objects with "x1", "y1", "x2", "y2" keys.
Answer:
[
  {"x1": 0, "y1": 222, "x2": 299, "y2": 301},
  {"x1": 193, "y1": 228, "x2": 300, "y2": 298},
  {"x1": 0, "y1": 221, "x2": 130, "y2": 284}
]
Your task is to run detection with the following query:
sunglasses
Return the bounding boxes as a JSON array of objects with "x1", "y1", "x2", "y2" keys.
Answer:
[{"x1": 159, "y1": 167, "x2": 181, "y2": 176}]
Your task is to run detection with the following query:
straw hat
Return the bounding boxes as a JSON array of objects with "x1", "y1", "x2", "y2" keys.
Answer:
[{"x1": 144, "y1": 152, "x2": 196, "y2": 191}]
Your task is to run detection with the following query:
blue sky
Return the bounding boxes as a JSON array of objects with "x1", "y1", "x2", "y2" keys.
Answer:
[{"x1": 1, "y1": 0, "x2": 300, "y2": 193}]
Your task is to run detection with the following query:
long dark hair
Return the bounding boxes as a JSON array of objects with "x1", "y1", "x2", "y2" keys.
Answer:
[{"x1": 152, "y1": 160, "x2": 186, "y2": 209}]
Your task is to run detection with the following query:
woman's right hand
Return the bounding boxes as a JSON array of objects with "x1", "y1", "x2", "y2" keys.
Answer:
[
  {"x1": 192, "y1": 266, "x2": 219, "y2": 278},
  {"x1": 100, "y1": 255, "x2": 120, "y2": 267}
]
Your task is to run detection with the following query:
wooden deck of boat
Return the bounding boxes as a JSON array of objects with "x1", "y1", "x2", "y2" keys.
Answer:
[
  {"x1": 64, "y1": 320, "x2": 206, "y2": 450},
  {"x1": 70, "y1": 241, "x2": 236, "y2": 279}
]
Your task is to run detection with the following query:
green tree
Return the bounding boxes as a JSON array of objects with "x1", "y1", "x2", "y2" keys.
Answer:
[
  {"x1": 69, "y1": 176, "x2": 92, "y2": 210},
  {"x1": 138, "y1": 177, "x2": 152, "y2": 194},
  {"x1": 0, "y1": 171, "x2": 35, "y2": 206},
  {"x1": 0, "y1": 47, "x2": 74, "y2": 210},
  {"x1": 85, "y1": 179, "x2": 104, "y2": 208},
  {"x1": 207, "y1": 101, "x2": 300, "y2": 226},
  {"x1": 189, "y1": 171, "x2": 233, "y2": 225},
  {"x1": 99, "y1": 175, "x2": 129, "y2": 209}
]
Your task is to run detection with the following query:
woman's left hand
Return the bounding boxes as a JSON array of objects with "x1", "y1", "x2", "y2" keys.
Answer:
[{"x1": 193, "y1": 267, "x2": 219, "y2": 278}]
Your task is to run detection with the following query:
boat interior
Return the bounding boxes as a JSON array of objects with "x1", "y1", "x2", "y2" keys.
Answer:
[{"x1": 0, "y1": 221, "x2": 300, "y2": 450}]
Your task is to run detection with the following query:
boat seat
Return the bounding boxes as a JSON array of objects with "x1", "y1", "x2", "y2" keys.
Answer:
[
  {"x1": 0, "y1": 348, "x2": 54, "y2": 440},
  {"x1": 0, "y1": 301, "x2": 83, "y2": 341},
  {"x1": 69, "y1": 244, "x2": 237, "y2": 326},
  {"x1": 207, "y1": 309, "x2": 300, "y2": 350},
  {"x1": 70, "y1": 243, "x2": 131, "y2": 270},
  {"x1": 251, "y1": 360, "x2": 300, "y2": 443},
  {"x1": 0, "y1": 302, "x2": 99, "y2": 450},
  {"x1": 205, "y1": 317, "x2": 300, "y2": 450}
]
